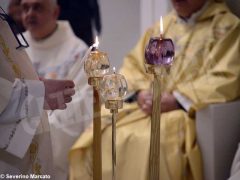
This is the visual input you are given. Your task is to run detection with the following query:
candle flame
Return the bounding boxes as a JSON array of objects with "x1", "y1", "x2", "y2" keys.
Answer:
[
  {"x1": 113, "y1": 67, "x2": 116, "y2": 74},
  {"x1": 160, "y1": 16, "x2": 164, "y2": 35},
  {"x1": 94, "y1": 36, "x2": 99, "y2": 48}
]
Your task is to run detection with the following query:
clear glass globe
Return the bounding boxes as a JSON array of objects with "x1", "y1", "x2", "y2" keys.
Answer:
[
  {"x1": 84, "y1": 50, "x2": 110, "y2": 77},
  {"x1": 100, "y1": 73, "x2": 128, "y2": 101}
]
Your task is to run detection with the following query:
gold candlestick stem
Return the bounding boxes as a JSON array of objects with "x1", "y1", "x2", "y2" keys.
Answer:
[
  {"x1": 93, "y1": 87, "x2": 102, "y2": 180},
  {"x1": 89, "y1": 77, "x2": 103, "y2": 180},
  {"x1": 111, "y1": 109, "x2": 117, "y2": 180},
  {"x1": 149, "y1": 74, "x2": 162, "y2": 180}
]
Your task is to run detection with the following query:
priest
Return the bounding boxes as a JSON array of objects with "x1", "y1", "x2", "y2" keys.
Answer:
[
  {"x1": 69, "y1": 0, "x2": 240, "y2": 180},
  {"x1": 20, "y1": 0, "x2": 93, "y2": 179},
  {"x1": 0, "y1": 8, "x2": 75, "y2": 177}
]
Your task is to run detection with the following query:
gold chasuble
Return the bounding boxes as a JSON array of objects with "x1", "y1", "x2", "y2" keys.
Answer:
[{"x1": 70, "y1": 2, "x2": 240, "y2": 180}]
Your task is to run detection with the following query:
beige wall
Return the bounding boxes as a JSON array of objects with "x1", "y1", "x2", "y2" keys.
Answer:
[
  {"x1": 99, "y1": 0, "x2": 141, "y2": 70},
  {"x1": 140, "y1": 0, "x2": 171, "y2": 35},
  {"x1": 99, "y1": 0, "x2": 171, "y2": 70}
]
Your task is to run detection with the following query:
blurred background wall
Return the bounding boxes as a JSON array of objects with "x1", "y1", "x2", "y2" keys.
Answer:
[
  {"x1": 0, "y1": 0, "x2": 9, "y2": 11},
  {"x1": 0, "y1": 0, "x2": 171, "y2": 69},
  {"x1": 99, "y1": 0, "x2": 171, "y2": 69}
]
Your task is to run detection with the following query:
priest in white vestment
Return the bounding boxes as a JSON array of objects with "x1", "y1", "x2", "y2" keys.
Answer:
[
  {"x1": 20, "y1": 0, "x2": 93, "y2": 179},
  {"x1": 0, "y1": 8, "x2": 75, "y2": 178}
]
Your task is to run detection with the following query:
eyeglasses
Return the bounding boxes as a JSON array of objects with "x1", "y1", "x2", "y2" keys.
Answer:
[{"x1": 0, "y1": 6, "x2": 29, "y2": 50}]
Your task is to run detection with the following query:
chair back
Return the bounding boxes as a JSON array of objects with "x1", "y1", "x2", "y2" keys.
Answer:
[{"x1": 225, "y1": 0, "x2": 240, "y2": 18}]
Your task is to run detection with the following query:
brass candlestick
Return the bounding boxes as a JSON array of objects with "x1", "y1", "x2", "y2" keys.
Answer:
[
  {"x1": 145, "y1": 31, "x2": 175, "y2": 179},
  {"x1": 100, "y1": 69, "x2": 128, "y2": 180},
  {"x1": 84, "y1": 42, "x2": 110, "y2": 180}
]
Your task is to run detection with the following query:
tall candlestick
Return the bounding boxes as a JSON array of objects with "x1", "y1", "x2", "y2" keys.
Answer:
[
  {"x1": 84, "y1": 37, "x2": 110, "y2": 180},
  {"x1": 145, "y1": 16, "x2": 175, "y2": 180},
  {"x1": 100, "y1": 67, "x2": 128, "y2": 180}
]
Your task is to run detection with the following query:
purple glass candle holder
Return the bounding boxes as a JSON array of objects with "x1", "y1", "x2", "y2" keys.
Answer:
[{"x1": 145, "y1": 37, "x2": 175, "y2": 66}]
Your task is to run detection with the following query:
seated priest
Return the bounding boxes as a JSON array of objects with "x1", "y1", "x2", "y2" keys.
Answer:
[
  {"x1": 20, "y1": 0, "x2": 93, "y2": 179},
  {"x1": 0, "y1": 8, "x2": 75, "y2": 177},
  {"x1": 69, "y1": 0, "x2": 240, "y2": 180}
]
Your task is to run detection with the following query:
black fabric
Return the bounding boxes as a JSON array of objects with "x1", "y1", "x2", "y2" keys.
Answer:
[
  {"x1": 225, "y1": 0, "x2": 240, "y2": 18},
  {"x1": 58, "y1": 0, "x2": 102, "y2": 46}
]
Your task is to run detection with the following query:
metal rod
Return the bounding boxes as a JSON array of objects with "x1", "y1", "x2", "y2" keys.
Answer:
[
  {"x1": 111, "y1": 109, "x2": 117, "y2": 180},
  {"x1": 93, "y1": 87, "x2": 102, "y2": 180},
  {"x1": 149, "y1": 74, "x2": 161, "y2": 180}
]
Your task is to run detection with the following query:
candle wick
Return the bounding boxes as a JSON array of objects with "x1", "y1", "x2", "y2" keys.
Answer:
[{"x1": 160, "y1": 33, "x2": 164, "y2": 40}]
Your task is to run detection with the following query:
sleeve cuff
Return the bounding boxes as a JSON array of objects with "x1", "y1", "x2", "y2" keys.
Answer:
[
  {"x1": 173, "y1": 91, "x2": 193, "y2": 111},
  {"x1": 0, "y1": 80, "x2": 45, "y2": 158},
  {"x1": 5, "y1": 115, "x2": 42, "y2": 158},
  {"x1": 25, "y1": 79, "x2": 45, "y2": 118}
]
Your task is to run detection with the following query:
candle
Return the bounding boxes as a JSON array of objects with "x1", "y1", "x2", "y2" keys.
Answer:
[
  {"x1": 160, "y1": 16, "x2": 164, "y2": 38},
  {"x1": 84, "y1": 36, "x2": 110, "y2": 180},
  {"x1": 81, "y1": 36, "x2": 99, "y2": 63},
  {"x1": 100, "y1": 67, "x2": 128, "y2": 180},
  {"x1": 84, "y1": 37, "x2": 110, "y2": 81},
  {"x1": 144, "y1": 16, "x2": 175, "y2": 180},
  {"x1": 145, "y1": 17, "x2": 174, "y2": 66},
  {"x1": 94, "y1": 36, "x2": 100, "y2": 49},
  {"x1": 100, "y1": 67, "x2": 127, "y2": 101}
]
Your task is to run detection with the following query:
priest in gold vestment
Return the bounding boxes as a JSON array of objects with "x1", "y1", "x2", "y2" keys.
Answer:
[{"x1": 69, "y1": 0, "x2": 240, "y2": 180}]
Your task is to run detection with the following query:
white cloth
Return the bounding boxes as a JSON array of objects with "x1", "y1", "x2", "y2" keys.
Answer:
[
  {"x1": 0, "y1": 78, "x2": 44, "y2": 158},
  {"x1": 229, "y1": 143, "x2": 240, "y2": 180},
  {"x1": 173, "y1": 91, "x2": 193, "y2": 111},
  {"x1": 0, "y1": 14, "x2": 54, "y2": 178},
  {"x1": 24, "y1": 20, "x2": 93, "y2": 180}
]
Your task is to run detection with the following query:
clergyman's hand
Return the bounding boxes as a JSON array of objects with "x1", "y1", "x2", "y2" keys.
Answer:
[
  {"x1": 161, "y1": 92, "x2": 181, "y2": 113},
  {"x1": 137, "y1": 90, "x2": 153, "y2": 115},
  {"x1": 42, "y1": 79, "x2": 75, "y2": 110}
]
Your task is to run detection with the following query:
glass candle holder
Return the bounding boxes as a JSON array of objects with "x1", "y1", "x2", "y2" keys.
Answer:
[
  {"x1": 100, "y1": 72, "x2": 128, "y2": 102},
  {"x1": 99, "y1": 70, "x2": 128, "y2": 180},
  {"x1": 145, "y1": 37, "x2": 174, "y2": 66},
  {"x1": 84, "y1": 49, "x2": 110, "y2": 78}
]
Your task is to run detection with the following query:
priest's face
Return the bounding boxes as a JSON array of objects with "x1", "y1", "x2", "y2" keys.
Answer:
[
  {"x1": 170, "y1": 0, "x2": 207, "y2": 18},
  {"x1": 21, "y1": 0, "x2": 59, "y2": 40}
]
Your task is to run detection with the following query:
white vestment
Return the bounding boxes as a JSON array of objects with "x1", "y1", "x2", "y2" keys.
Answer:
[
  {"x1": 0, "y1": 13, "x2": 54, "y2": 178},
  {"x1": 229, "y1": 143, "x2": 240, "y2": 180},
  {"x1": 24, "y1": 20, "x2": 93, "y2": 180}
]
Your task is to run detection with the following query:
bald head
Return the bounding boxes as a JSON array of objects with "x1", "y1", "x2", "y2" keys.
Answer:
[{"x1": 21, "y1": 0, "x2": 60, "y2": 40}]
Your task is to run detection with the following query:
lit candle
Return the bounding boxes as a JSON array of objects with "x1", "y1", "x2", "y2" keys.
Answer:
[
  {"x1": 144, "y1": 16, "x2": 175, "y2": 180},
  {"x1": 94, "y1": 36, "x2": 100, "y2": 49},
  {"x1": 84, "y1": 37, "x2": 110, "y2": 80},
  {"x1": 100, "y1": 67, "x2": 127, "y2": 101},
  {"x1": 84, "y1": 36, "x2": 110, "y2": 180},
  {"x1": 100, "y1": 67, "x2": 128, "y2": 180},
  {"x1": 82, "y1": 36, "x2": 100, "y2": 64},
  {"x1": 160, "y1": 16, "x2": 164, "y2": 39},
  {"x1": 145, "y1": 16, "x2": 174, "y2": 66}
]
